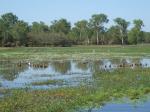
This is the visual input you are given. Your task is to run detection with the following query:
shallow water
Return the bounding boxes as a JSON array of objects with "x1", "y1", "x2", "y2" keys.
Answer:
[
  {"x1": 81, "y1": 101, "x2": 150, "y2": 112},
  {"x1": 0, "y1": 60, "x2": 92, "y2": 89},
  {"x1": 80, "y1": 97, "x2": 150, "y2": 112},
  {"x1": 0, "y1": 58, "x2": 150, "y2": 89},
  {"x1": 0, "y1": 58, "x2": 150, "y2": 111},
  {"x1": 98, "y1": 102, "x2": 150, "y2": 112}
]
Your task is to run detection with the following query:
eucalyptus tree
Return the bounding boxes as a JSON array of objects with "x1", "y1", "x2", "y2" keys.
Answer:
[
  {"x1": 11, "y1": 20, "x2": 29, "y2": 46},
  {"x1": 68, "y1": 27, "x2": 80, "y2": 44},
  {"x1": 74, "y1": 20, "x2": 92, "y2": 44},
  {"x1": 1, "y1": 12, "x2": 18, "y2": 27},
  {"x1": 31, "y1": 21, "x2": 49, "y2": 33},
  {"x1": 90, "y1": 14, "x2": 109, "y2": 45},
  {"x1": 50, "y1": 19, "x2": 71, "y2": 35},
  {"x1": 114, "y1": 18, "x2": 130, "y2": 45},
  {"x1": 107, "y1": 26, "x2": 121, "y2": 44},
  {"x1": 134, "y1": 19, "x2": 144, "y2": 43},
  {"x1": 128, "y1": 19, "x2": 144, "y2": 44},
  {"x1": 0, "y1": 13, "x2": 18, "y2": 46},
  {"x1": 100, "y1": 27, "x2": 107, "y2": 45},
  {"x1": 133, "y1": 19, "x2": 144, "y2": 30},
  {"x1": 144, "y1": 32, "x2": 150, "y2": 43},
  {"x1": 29, "y1": 21, "x2": 49, "y2": 46},
  {"x1": 75, "y1": 20, "x2": 87, "y2": 42},
  {"x1": 0, "y1": 19, "x2": 5, "y2": 46}
]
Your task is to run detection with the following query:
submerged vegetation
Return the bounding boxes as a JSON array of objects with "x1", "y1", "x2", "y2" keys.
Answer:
[
  {"x1": 31, "y1": 79, "x2": 64, "y2": 86},
  {"x1": 0, "y1": 88, "x2": 10, "y2": 95},
  {"x1": 0, "y1": 68, "x2": 150, "y2": 112}
]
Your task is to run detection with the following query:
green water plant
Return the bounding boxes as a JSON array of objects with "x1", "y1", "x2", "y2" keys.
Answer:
[{"x1": 31, "y1": 79, "x2": 64, "y2": 86}]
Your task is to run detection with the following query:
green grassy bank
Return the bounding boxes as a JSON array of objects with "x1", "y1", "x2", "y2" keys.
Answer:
[{"x1": 0, "y1": 45, "x2": 150, "y2": 61}]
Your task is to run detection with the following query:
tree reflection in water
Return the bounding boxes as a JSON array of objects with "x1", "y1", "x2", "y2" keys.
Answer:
[
  {"x1": 0, "y1": 61, "x2": 28, "y2": 81},
  {"x1": 50, "y1": 61, "x2": 71, "y2": 74}
]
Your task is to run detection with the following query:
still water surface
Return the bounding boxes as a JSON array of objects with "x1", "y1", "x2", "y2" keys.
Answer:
[
  {"x1": 0, "y1": 58, "x2": 150, "y2": 89},
  {"x1": 80, "y1": 99, "x2": 150, "y2": 112}
]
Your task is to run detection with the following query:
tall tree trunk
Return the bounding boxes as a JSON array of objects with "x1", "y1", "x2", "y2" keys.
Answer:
[
  {"x1": 121, "y1": 37, "x2": 124, "y2": 45},
  {"x1": 136, "y1": 36, "x2": 138, "y2": 45},
  {"x1": 87, "y1": 37, "x2": 90, "y2": 45},
  {"x1": 102, "y1": 34, "x2": 104, "y2": 45},
  {"x1": 79, "y1": 31, "x2": 82, "y2": 40},
  {"x1": 120, "y1": 30, "x2": 124, "y2": 45},
  {"x1": 137, "y1": 32, "x2": 140, "y2": 45},
  {"x1": 1, "y1": 39, "x2": 2, "y2": 47},
  {"x1": 79, "y1": 31, "x2": 82, "y2": 44},
  {"x1": 96, "y1": 31, "x2": 99, "y2": 45}
]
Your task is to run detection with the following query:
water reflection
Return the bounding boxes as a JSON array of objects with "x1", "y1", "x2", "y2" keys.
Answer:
[
  {"x1": 140, "y1": 59, "x2": 150, "y2": 68},
  {"x1": 91, "y1": 60, "x2": 100, "y2": 72},
  {"x1": 100, "y1": 59, "x2": 116, "y2": 71},
  {"x1": 0, "y1": 61, "x2": 28, "y2": 80},
  {"x1": 0, "y1": 58, "x2": 150, "y2": 89},
  {"x1": 51, "y1": 61, "x2": 71, "y2": 74},
  {"x1": 75, "y1": 61, "x2": 89, "y2": 71}
]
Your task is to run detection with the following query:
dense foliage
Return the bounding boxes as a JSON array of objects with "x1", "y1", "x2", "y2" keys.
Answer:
[{"x1": 0, "y1": 13, "x2": 150, "y2": 47}]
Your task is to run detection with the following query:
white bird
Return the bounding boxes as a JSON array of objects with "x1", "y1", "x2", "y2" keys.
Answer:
[{"x1": 28, "y1": 62, "x2": 31, "y2": 67}]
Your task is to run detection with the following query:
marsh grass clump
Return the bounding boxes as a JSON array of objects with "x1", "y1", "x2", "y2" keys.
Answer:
[
  {"x1": 0, "y1": 87, "x2": 98, "y2": 112},
  {"x1": 0, "y1": 88, "x2": 10, "y2": 96},
  {"x1": 31, "y1": 79, "x2": 64, "y2": 86},
  {"x1": 143, "y1": 88, "x2": 150, "y2": 94}
]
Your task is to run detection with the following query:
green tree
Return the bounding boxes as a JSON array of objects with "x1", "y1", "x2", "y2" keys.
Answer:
[
  {"x1": 90, "y1": 14, "x2": 109, "y2": 45},
  {"x1": 107, "y1": 26, "x2": 121, "y2": 44},
  {"x1": 144, "y1": 32, "x2": 150, "y2": 43},
  {"x1": 0, "y1": 19, "x2": 6, "y2": 46},
  {"x1": 11, "y1": 20, "x2": 29, "y2": 46},
  {"x1": 75, "y1": 20, "x2": 87, "y2": 41},
  {"x1": 28, "y1": 21, "x2": 49, "y2": 46},
  {"x1": 67, "y1": 27, "x2": 80, "y2": 44},
  {"x1": 0, "y1": 13, "x2": 18, "y2": 46},
  {"x1": 50, "y1": 19, "x2": 71, "y2": 35},
  {"x1": 100, "y1": 27, "x2": 107, "y2": 45},
  {"x1": 128, "y1": 19, "x2": 144, "y2": 44},
  {"x1": 31, "y1": 21, "x2": 49, "y2": 33},
  {"x1": 1, "y1": 13, "x2": 18, "y2": 27},
  {"x1": 74, "y1": 20, "x2": 92, "y2": 44},
  {"x1": 114, "y1": 18, "x2": 130, "y2": 45}
]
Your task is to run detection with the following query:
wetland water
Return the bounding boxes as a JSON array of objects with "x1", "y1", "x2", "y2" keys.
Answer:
[
  {"x1": 0, "y1": 58, "x2": 150, "y2": 112},
  {"x1": 0, "y1": 58, "x2": 150, "y2": 89},
  {"x1": 80, "y1": 99, "x2": 150, "y2": 112}
]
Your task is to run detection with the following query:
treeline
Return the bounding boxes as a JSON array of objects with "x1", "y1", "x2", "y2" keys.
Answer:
[{"x1": 0, "y1": 12, "x2": 150, "y2": 47}]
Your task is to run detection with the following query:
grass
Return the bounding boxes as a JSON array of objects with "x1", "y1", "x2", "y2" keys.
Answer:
[
  {"x1": 0, "y1": 88, "x2": 10, "y2": 95},
  {"x1": 0, "y1": 68, "x2": 150, "y2": 112},
  {"x1": 31, "y1": 79, "x2": 64, "y2": 86},
  {"x1": 0, "y1": 45, "x2": 150, "y2": 61}
]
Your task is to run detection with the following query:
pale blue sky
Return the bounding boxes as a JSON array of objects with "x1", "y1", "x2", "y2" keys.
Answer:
[{"x1": 0, "y1": 0, "x2": 149, "y2": 31}]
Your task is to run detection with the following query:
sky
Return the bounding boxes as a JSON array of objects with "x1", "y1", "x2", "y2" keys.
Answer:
[{"x1": 0, "y1": 0, "x2": 149, "y2": 31}]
